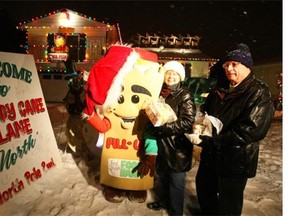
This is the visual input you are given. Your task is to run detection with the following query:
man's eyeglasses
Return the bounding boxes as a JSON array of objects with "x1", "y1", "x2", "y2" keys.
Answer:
[{"x1": 222, "y1": 62, "x2": 240, "y2": 70}]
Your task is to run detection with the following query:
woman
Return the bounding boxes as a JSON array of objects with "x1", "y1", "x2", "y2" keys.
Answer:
[{"x1": 147, "y1": 60, "x2": 196, "y2": 215}]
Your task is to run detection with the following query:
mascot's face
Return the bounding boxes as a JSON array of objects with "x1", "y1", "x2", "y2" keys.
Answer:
[{"x1": 105, "y1": 59, "x2": 164, "y2": 130}]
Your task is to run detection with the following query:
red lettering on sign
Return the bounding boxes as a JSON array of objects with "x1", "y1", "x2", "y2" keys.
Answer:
[
  {"x1": 0, "y1": 178, "x2": 24, "y2": 205},
  {"x1": 105, "y1": 137, "x2": 140, "y2": 150},
  {"x1": 0, "y1": 103, "x2": 16, "y2": 123},
  {"x1": 18, "y1": 98, "x2": 45, "y2": 117},
  {"x1": 24, "y1": 167, "x2": 42, "y2": 184},
  {"x1": 0, "y1": 118, "x2": 32, "y2": 145}
]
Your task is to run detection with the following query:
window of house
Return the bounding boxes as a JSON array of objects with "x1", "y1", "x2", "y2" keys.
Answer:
[
  {"x1": 54, "y1": 74, "x2": 62, "y2": 80},
  {"x1": 42, "y1": 74, "x2": 51, "y2": 79},
  {"x1": 47, "y1": 33, "x2": 86, "y2": 62}
]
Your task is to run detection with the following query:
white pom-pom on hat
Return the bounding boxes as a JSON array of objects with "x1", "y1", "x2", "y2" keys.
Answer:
[{"x1": 163, "y1": 61, "x2": 185, "y2": 81}]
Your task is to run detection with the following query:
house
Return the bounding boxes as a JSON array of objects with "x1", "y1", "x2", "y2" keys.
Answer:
[{"x1": 17, "y1": 8, "x2": 120, "y2": 102}]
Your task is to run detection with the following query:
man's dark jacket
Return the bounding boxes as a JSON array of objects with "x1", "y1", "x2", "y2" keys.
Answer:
[{"x1": 201, "y1": 72, "x2": 275, "y2": 178}]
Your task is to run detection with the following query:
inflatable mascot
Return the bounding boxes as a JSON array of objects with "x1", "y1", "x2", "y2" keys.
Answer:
[{"x1": 83, "y1": 44, "x2": 164, "y2": 203}]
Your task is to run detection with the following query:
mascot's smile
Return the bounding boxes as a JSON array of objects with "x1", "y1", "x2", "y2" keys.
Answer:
[
  {"x1": 114, "y1": 112, "x2": 137, "y2": 129},
  {"x1": 122, "y1": 118, "x2": 135, "y2": 123}
]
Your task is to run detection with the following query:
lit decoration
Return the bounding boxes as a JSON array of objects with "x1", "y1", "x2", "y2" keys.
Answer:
[
  {"x1": 16, "y1": 9, "x2": 114, "y2": 31},
  {"x1": 130, "y1": 33, "x2": 201, "y2": 49},
  {"x1": 48, "y1": 34, "x2": 69, "y2": 62},
  {"x1": 58, "y1": 9, "x2": 74, "y2": 27}
]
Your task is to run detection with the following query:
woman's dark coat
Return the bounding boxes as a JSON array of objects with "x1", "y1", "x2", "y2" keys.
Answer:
[{"x1": 156, "y1": 85, "x2": 196, "y2": 172}]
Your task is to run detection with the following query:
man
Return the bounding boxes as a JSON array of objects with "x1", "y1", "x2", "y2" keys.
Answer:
[{"x1": 195, "y1": 43, "x2": 275, "y2": 215}]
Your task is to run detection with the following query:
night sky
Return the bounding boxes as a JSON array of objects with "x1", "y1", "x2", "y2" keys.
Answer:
[{"x1": 0, "y1": 0, "x2": 283, "y2": 64}]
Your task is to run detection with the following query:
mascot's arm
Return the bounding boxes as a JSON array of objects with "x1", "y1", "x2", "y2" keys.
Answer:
[
  {"x1": 87, "y1": 112, "x2": 111, "y2": 133},
  {"x1": 144, "y1": 123, "x2": 158, "y2": 155}
]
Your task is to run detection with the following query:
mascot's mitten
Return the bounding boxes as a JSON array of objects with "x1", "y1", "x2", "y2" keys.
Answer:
[
  {"x1": 138, "y1": 154, "x2": 157, "y2": 177},
  {"x1": 86, "y1": 112, "x2": 111, "y2": 133},
  {"x1": 136, "y1": 123, "x2": 158, "y2": 177}
]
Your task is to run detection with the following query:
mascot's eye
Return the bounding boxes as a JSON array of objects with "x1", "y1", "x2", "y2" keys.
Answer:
[
  {"x1": 118, "y1": 95, "x2": 124, "y2": 104},
  {"x1": 131, "y1": 95, "x2": 139, "y2": 103}
]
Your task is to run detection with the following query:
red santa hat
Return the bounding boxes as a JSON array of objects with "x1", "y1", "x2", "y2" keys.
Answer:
[{"x1": 84, "y1": 44, "x2": 158, "y2": 116}]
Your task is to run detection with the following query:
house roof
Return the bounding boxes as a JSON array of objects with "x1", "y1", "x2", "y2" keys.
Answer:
[{"x1": 17, "y1": 8, "x2": 107, "y2": 30}]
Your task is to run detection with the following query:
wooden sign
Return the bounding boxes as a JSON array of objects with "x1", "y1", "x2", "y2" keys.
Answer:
[{"x1": 0, "y1": 52, "x2": 62, "y2": 205}]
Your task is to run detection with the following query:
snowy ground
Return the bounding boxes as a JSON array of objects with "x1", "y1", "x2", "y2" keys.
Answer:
[{"x1": 1, "y1": 103, "x2": 282, "y2": 216}]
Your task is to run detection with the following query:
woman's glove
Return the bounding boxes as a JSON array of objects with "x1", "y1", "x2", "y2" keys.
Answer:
[{"x1": 136, "y1": 155, "x2": 157, "y2": 177}]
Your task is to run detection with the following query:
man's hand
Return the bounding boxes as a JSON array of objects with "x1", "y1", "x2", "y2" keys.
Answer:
[{"x1": 198, "y1": 135, "x2": 216, "y2": 151}]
